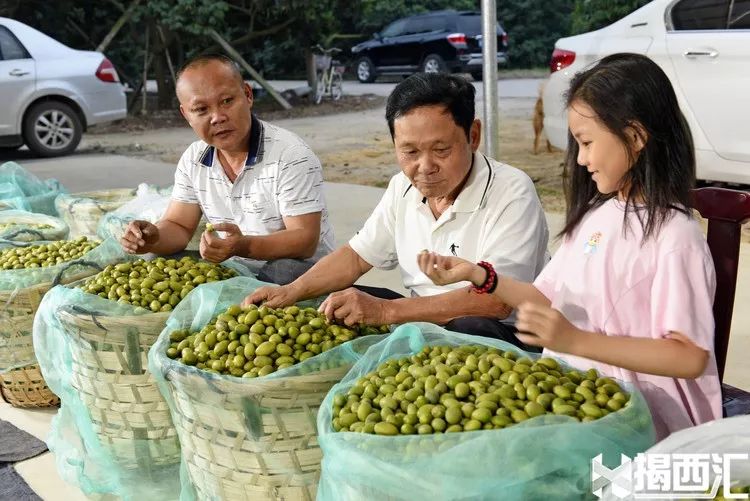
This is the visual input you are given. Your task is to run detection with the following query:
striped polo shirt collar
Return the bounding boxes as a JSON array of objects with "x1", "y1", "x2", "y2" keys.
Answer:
[{"x1": 198, "y1": 114, "x2": 263, "y2": 168}]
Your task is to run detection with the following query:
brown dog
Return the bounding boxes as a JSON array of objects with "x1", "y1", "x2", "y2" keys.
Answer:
[{"x1": 533, "y1": 83, "x2": 552, "y2": 155}]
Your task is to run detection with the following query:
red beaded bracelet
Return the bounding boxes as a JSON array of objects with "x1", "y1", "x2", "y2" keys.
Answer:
[{"x1": 471, "y1": 261, "x2": 498, "y2": 294}]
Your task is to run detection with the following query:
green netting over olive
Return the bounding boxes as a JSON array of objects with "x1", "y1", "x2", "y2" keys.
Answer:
[
  {"x1": 0, "y1": 210, "x2": 68, "y2": 242},
  {"x1": 76, "y1": 256, "x2": 238, "y2": 313},
  {"x1": 330, "y1": 346, "x2": 630, "y2": 436},
  {"x1": 0, "y1": 161, "x2": 66, "y2": 215},
  {"x1": 148, "y1": 277, "x2": 387, "y2": 501},
  {"x1": 31, "y1": 257, "x2": 253, "y2": 500},
  {"x1": 316, "y1": 323, "x2": 656, "y2": 501},
  {"x1": 55, "y1": 188, "x2": 139, "y2": 239},
  {"x1": 167, "y1": 303, "x2": 388, "y2": 378},
  {"x1": 0, "y1": 237, "x2": 99, "y2": 269}
]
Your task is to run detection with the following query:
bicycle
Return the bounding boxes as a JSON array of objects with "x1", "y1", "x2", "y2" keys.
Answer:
[{"x1": 312, "y1": 45, "x2": 345, "y2": 105}]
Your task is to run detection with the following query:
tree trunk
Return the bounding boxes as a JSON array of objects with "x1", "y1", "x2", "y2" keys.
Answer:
[{"x1": 305, "y1": 48, "x2": 317, "y2": 103}]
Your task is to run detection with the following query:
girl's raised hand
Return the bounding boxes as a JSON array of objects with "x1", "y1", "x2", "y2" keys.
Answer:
[
  {"x1": 417, "y1": 250, "x2": 480, "y2": 286},
  {"x1": 515, "y1": 302, "x2": 581, "y2": 353}
]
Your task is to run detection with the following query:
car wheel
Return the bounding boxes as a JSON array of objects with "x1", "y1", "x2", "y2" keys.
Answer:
[
  {"x1": 23, "y1": 101, "x2": 82, "y2": 157},
  {"x1": 470, "y1": 71, "x2": 483, "y2": 81},
  {"x1": 422, "y1": 54, "x2": 447, "y2": 74},
  {"x1": 356, "y1": 57, "x2": 377, "y2": 83}
]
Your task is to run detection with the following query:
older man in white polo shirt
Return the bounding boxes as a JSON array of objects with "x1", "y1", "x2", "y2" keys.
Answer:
[
  {"x1": 120, "y1": 54, "x2": 334, "y2": 284},
  {"x1": 245, "y1": 73, "x2": 548, "y2": 347}
]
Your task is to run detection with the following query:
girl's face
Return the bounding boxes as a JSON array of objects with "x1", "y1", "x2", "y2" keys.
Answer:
[{"x1": 568, "y1": 100, "x2": 643, "y2": 199}]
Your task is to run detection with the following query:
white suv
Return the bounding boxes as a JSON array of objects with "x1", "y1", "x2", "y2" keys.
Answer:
[
  {"x1": 543, "y1": 0, "x2": 750, "y2": 185},
  {"x1": 0, "y1": 17, "x2": 126, "y2": 157}
]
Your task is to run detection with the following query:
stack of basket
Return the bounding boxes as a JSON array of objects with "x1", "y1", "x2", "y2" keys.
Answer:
[
  {"x1": 55, "y1": 188, "x2": 137, "y2": 239},
  {"x1": 0, "y1": 264, "x2": 101, "y2": 408},
  {"x1": 164, "y1": 363, "x2": 349, "y2": 500},
  {"x1": 56, "y1": 303, "x2": 180, "y2": 469}
]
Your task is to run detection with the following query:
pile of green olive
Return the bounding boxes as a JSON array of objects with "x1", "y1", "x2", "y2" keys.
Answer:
[
  {"x1": 77, "y1": 256, "x2": 237, "y2": 312},
  {"x1": 0, "y1": 222, "x2": 53, "y2": 231},
  {"x1": 0, "y1": 237, "x2": 99, "y2": 270},
  {"x1": 167, "y1": 303, "x2": 389, "y2": 378},
  {"x1": 332, "y1": 344, "x2": 630, "y2": 436},
  {"x1": 714, "y1": 486, "x2": 750, "y2": 500}
]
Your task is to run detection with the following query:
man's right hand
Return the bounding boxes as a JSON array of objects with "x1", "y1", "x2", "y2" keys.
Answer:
[
  {"x1": 243, "y1": 284, "x2": 299, "y2": 308},
  {"x1": 120, "y1": 220, "x2": 160, "y2": 254}
]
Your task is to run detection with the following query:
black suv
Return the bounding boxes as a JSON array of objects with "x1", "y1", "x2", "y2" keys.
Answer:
[{"x1": 351, "y1": 10, "x2": 509, "y2": 82}]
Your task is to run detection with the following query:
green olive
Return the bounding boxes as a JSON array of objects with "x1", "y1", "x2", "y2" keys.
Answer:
[{"x1": 330, "y1": 345, "x2": 629, "y2": 435}]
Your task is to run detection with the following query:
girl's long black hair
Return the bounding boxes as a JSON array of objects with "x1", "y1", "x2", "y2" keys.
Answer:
[{"x1": 560, "y1": 53, "x2": 695, "y2": 241}]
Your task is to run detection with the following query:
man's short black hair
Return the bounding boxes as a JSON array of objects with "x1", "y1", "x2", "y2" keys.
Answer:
[
  {"x1": 175, "y1": 53, "x2": 243, "y2": 86},
  {"x1": 385, "y1": 73, "x2": 476, "y2": 140}
]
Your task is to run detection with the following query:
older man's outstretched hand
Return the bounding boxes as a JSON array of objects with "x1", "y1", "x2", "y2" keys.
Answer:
[
  {"x1": 242, "y1": 284, "x2": 298, "y2": 308},
  {"x1": 200, "y1": 223, "x2": 245, "y2": 263},
  {"x1": 318, "y1": 288, "x2": 389, "y2": 327},
  {"x1": 417, "y1": 250, "x2": 482, "y2": 286}
]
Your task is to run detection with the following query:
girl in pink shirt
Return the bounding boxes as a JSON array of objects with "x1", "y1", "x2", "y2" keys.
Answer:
[{"x1": 417, "y1": 53, "x2": 721, "y2": 439}]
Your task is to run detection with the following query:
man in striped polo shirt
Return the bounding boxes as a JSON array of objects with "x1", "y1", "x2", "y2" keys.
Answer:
[{"x1": 120, "y1": 54, "x2": 335, "y2": 284}]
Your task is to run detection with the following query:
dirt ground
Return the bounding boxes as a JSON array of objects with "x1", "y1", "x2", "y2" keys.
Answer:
[{"x1": 89, "y1": 93, "x2": 568, "y2": 212}]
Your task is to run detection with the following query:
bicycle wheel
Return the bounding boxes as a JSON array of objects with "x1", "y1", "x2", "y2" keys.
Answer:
[
  {"x1": 331, "y1": 73, "x2": 343, "y2": 101},
  {"x1": 314, "y1": 73, "x2": 326, "y2": 105}
]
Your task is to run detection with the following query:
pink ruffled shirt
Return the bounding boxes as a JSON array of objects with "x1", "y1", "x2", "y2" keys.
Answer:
[{"x1": 534, "y1": 199, "x2": 722, "y2": 439}]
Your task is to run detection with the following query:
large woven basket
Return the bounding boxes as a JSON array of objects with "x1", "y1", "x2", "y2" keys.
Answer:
[
  {"x1": 55, "y1": 188, "x2": 136, "y2": 239},
  {"x1": 163, "y1": 364, "x2": 350, "y2": 500},
  {"x1": 0, "y1": 263, "x2": 101, "y2": 408},
  {"x1": 56, "y1": 303, "x2": 180, "y2": 469}
]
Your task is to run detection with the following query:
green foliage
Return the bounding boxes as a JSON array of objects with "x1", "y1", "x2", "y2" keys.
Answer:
[
  {"x1": 570, "y1": 0, "x2": 651, "y2": 34},
  {"x1": 498, "y1": 0, "x2": 573, "y2": 68}
]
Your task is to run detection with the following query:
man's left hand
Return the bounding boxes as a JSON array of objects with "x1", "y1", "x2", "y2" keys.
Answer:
[
  {"x1": 200, "y1": 223, "x2": 246, "y2": 263},
  {"x1": 318, "y1": 287, "x2": 390, "y2": 327}
]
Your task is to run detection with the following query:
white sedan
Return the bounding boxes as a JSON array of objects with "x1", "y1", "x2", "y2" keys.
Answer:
[
  {"x1": 543, "y1": 0, "x2": 750, "y2": 185},
  {"x1": 0, "y1": 17, "x2": 126, "y2": 157}
]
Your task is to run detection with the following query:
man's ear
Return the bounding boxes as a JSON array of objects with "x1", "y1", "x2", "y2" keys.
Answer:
[
  {"x1": 179, "y1": 104, "x2": 188, "y2": 121},
  {"x1": 469, "y1": 119, "x2": 482, "y2": 151},
  {"x1": 243, "y1": 83, "x2": 254, "y2": 105},
  {"x1": 626, "y1": 121, "x2": 648, "y2": 154}
]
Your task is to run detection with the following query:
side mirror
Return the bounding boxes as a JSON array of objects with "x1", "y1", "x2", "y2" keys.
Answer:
[{"x1": 373, "y1": 32, "x2": 382, "y2": 40}]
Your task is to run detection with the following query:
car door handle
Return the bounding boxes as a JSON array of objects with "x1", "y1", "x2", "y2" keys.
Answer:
[
  {"x1": 9, "y1": 69, "x2": 30, "y2": 76},
  {"x1": 684, "y1": 50, "x2": 718, "y2": 59}
]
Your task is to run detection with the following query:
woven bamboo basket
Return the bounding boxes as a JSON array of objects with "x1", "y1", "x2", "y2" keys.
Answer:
[
  {"x1": 55, "y1": 188, "x2": 136, "y2": 239},
  {"x1": 56, "y1": 303, "x2": 181, "y2": 469},
  {"x1": 0, "y1": 364, "x2": 59, "y2": 407},
  {"x1": 0, "y1": 263, "x2": 101, "y2": 408},
  {"x1": 163, "y1": 364, "x2": 350, "y2": 501}
]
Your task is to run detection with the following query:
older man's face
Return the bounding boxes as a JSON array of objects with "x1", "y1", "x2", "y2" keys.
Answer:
[
  {"x1": 177, "y1": 60, "x2": 253, "y2": 153},
  {"x1": 393, "y1": 105, "x2": 480, "y2": 199}
]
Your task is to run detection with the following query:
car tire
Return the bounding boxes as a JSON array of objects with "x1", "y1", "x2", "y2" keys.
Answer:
[
  {"x1": 356, "y1": 57, "x2": 377, "y2": 83},
  {"x1": 22, "y1": 100, "x2": 83, "y2": 157},
  {"x1": 422, "y1": 54, "x2": 447, "y2": 74},
  {"x1": 470, "y1": 71, "x2": 483, "y2": 81}
]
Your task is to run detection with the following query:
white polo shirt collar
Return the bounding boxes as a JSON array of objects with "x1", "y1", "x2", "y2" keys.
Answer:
[{"x1": 197, "y1": 114, "x2": 264, "y2": 169}]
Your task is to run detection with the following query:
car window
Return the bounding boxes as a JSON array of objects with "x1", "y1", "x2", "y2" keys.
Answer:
[
  {"x1": 381, "y1": 19, "x2": 408, "y2": 38},
  {"x1": 671, "y1": 0, "x2": 731, "y2": 29},
  {"x1": 406, "y1": 16, "x2": 446, "y2": 34},
  {"x1": 0, "y1": 26, "x2": 30, "y2": 60},
  {"x1": 729, "y1": 0, "x2": 750, "y2": 28},
  {"x1": 456, "y1": 14, "x2": 501, "y2": 35}
]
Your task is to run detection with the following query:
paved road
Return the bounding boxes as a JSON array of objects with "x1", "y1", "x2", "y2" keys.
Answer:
[{"x1": 147, "y1": 78, "x2": 545, "y2": 99}]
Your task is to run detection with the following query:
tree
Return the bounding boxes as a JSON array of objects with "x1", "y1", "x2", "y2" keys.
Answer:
[
  {"x1": 570, "y1": 0, "x2": 651, "y2": 34},
  {"x1": 498, "y1": 0, "x2": 573, "y2": 68}
]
